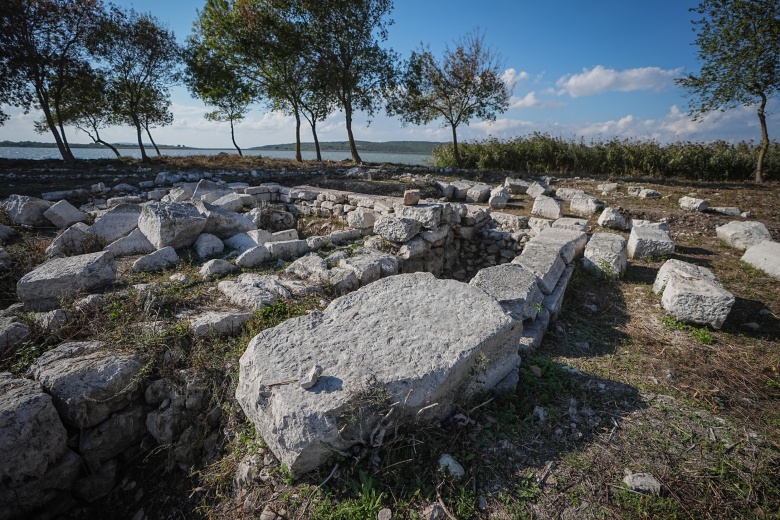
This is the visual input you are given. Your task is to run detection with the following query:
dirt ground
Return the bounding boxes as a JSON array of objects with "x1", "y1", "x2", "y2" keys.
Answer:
[{"x1": 1, "y1": 156, "x2": 778, "y2": 519}]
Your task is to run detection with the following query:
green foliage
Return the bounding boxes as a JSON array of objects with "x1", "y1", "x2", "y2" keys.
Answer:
[
  {"x1": 676, "y1": 0, "x2": 780, "y2": 182},
  {"x1": 430, "y1": 133, "x2": 779, "y2": 181},
  {"x1": 312, "y1": 470, "x2": 386, "y2": 519},
  {"x1": 660, "y1": 315, "x2": 714, "y2": 345},
  {"x1": 389, "y1": 29, "x2": 510, "y2": 167}
]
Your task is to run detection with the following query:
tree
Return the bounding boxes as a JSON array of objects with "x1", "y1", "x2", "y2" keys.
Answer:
[
  {"x1": 183, "y1": 34, "x2": 254, "y2": 156},
  {"x1": 33, "y1": 65, "x2": 122, "y2": 157},
  {"x1": 92, "y1": 7, "x2": 179, "y2": 162},
  {"x1": 388, "y1": 30, "x2": 512, "y2": 168},
  {"x1": 0, "y1": 0, "x2": 105, "y2": 162},
  {"x1": 301, "y1": 0, "x2": 398, "y2": 163},
  {"x1": 676, "y1": 0, "x2": 780, "y2": 182}
]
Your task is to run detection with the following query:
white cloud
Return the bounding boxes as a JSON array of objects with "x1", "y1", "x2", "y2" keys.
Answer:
[
  {"x1": 556, "y1": 65, "x2": 682, "y2": 97},
  {"x1": 501, "y1": 68, "x2": 529, "y2": 88},
  {"x1": 509, "y1": 92, "x2": 541, "y2": 109}
]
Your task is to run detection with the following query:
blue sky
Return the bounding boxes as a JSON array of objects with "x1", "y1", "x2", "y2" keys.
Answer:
[{"x1": 3, "y1": 0, "x2": 779, "y2": 148}]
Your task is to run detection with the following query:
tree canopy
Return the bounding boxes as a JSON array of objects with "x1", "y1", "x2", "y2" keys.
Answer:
[
  {"x1": 388, "y1": 29, "x2": 512, "y2": 168},
  {"x1": 676, "y1": 0, "x2": 780, "y2": 182}
]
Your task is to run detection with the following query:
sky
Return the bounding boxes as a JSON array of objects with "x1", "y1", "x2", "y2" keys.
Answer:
[{"x1": 2, "y1": 0, "x2": 779, "y2": 148}]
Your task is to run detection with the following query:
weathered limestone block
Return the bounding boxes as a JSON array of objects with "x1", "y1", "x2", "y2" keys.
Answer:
[
  {"x1": 466, "y1": 184, "x2": 491, "y2": 203},
  {"x1": 79, "y1": 405, "x2": 147, "y2": 470},
  {"x1": 163, "y1": 185, "x2": 193, "y2": 202},
  {"x1": 236, "y1": 273, "x2": 521, "y2": 476},
  {"x1": 582, "y1": 233, "x2": 627, "y2": 279},
  {"x1": 104, "y1": 228, "x2": 155, "y2": 257},
  {"x1": 44, "y1": 200, "x2": 87, "y2": 229},
  {"x1": 192, "y1": 179, "x2": 232, "y2": 201},
  {"x1": 655, "y1": 260, "x2": 734, "y2": 329},
  {"x1": 1, "y1": 195, "x2": 53, "y2": 227},
  {"x1": 398, "y1": 236, "x2": 430, "y2": 260},
  {"x1": 531, "y1": 227, "x2": 588, "y2": 264},
  {"x1": 237, "y1": 273, "x2": 293, "y2": 299},
  {"x1": 193, "y1": 200, "x2": 256, "y2": 239},
  {"x1": 627, "y1": 225, "x2": 674, "y2": 259},
  {"x1": 33, "y1": 309, "x2": 71, "y2": 334},
  {"x1": 504, "y1": 177, "x2": 530, "y2": 194},
  {"x1": 450, "y1": 181, "x2": 473, "y2": 199},
  {"x1": 326, "y1": 267, "x2": 360, "y2": 295},
  {"x1": 90, "y1": 203, "x2": 142, "y2": 243},
  {"x1": 711, "y1": 206, "x2": 741, "y2": 216},
  {"x1": 17, "y1": 251, "x2": 116, "y2": 311},
  {"x1": 513, "y1": 241, "x2": 566, "y2": 295},
  {"x1": 570, "y1": 196, "x2": 603, "y2": 217},
  {"x1": 339, "y1": 254, "x2": 382, "y2": 286},
  {"x1": 189, "y1": 311, "x2": 254, "y2": 337},
  {"x1": 555, "y1": 188, "x2": 585, "y2": 200},
  {"x1": 267, "y1": 239, "x2": 309, "y2": 259},
  {"x1": 224, "y1": 232, "x2": 259, "y2": 253},
  {"x1": 194, "y1": 233, "x2": 224, "y2": 259},
  {"x1": 598, "y1": 207, "x2": 627, "y2": 230},
  {"x1": 27, "y1": 341, "x2": 143, "y2": 428},
  {"x1": 552, "y1": 217, "x2": 588, "y2": 232},
  {"x1": 716, "y1": 221, "x2": 772, "y2": 250},
  {"x1": 270, "y1": 229, "x2": 298, "y2": 242},
  {"x1": 138, "y1": 202, "x2": 207, "y2": 249},
  {"x1": 132, "y1": 246, "x2": 178, "y2": 273},
  {"x1": 526, "y1": 181, "x2": 552, "y2": 198},
  {"x1": 347, "y1": 209, "x2": 377, "y2": 230},
  {"x1": 679, "y1": 196, "x2": 709, "y2": 212},
  {"x1": 328, "y1": 229, "x2": 362, "y2": 244},
  {"x1": 73, "y1": 458, "x2": 117, "y2": 503},
  {"x1": 374, "y1": 216, "x2": 422, "y2": 242},
  {"x1": 285, "y1": 254, "x2": 330, "y2": 283},
  {"x1": 489, "y1": 187, "x2": 510, "y2": 209},
  {"x1": 212, "y1": 192, "x2": 245, "y2": 212},
  {"x1": 531, "y1": 196, "x2": 563, "y2": 220},
  {"x1": 638, "y1": 188, "x2": 661, "y2": 199},
  {"x1": 542, "y1": 265, "x2": 575, "y2": 320},
  {"x1": 199, "y1": 259, "x2": 236, "y2": 280},
  {"x1": 469, "y1": 263, "x2": 543, "y2": 321},
  {"x1": 0, "y1": 317, "x2": 30, "y2": 354},
  {"x1": 652, "y1": 259, "x2": 717, "y2": 294},
  {"x1": 597, "y1": 182, "x2": 619, "y2": 193},
  {"x1": 0, "y1": 373, "x2": 68, "y2": 483},
  {"x1": 46, "y1": 223, "x2": 98, "y2": 258},
  {"x1": 741, "y1": 240, "x2": 780, "y2": 279},
  {"x1": 236, "y1": 245, "x2": 271, "y2": 267},
  {"x1": 218, "y1": 280, "x2": 276, "y2": 309},
  {"x1": 403, "y1": 189, "x2": 421, "y2": 206},
  {"x1": 394, "y1": 204, "x2": 443, "y2": 229},
  {"x1": 420, "y1": 225, "x2": 449, "y2": 246}
]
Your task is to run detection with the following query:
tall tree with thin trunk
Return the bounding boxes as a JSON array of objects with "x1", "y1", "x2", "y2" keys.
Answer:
[
  {"x1": 676, "y1": 0, "x2": 780, "y2": 182},
  {"x1": 0, "y1": 0, "x2": 104, "y2": 162},
  {"x1": 300, "y1": 0, "x2": 398, "y2": 164},
  {"x1": 33, "y1": 65, "x2": 122, "y2": 157},
  {"x1": 388, "y1": 29, "x2": 512, "y2": 169},
  {"x1": 92, "y1": 7, "x2": 179, "y2": 162},
  {"x1": 183, "y1": 33, "x2": 254, "y2": 156}
]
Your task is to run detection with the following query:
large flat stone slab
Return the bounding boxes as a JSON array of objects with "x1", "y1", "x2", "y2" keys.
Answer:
[
  {"x1": 90, "y1": 203, "x2": 142, "y2": 243},
  {"x1": 1, "y1": 195, "x2": 53, "y2": 227},
  {"x1": 236, "y1": 273, "x2": 521, "y2": 476},
  {"x1": 659, "y1": 267, "x2": 734, "y2": 329},
  {"x1": 716, "y1": 221, "x2": 772, "y2": 250},
  {"x1": 27, "y1": 341, "x2": 143, "y2": 429},
  {"x1": 514, "y1": 241, "x2": 567, "y2": 295},
  {"x1": 741, "y1": 240, "x2": 780, "y2": 279},
  {"x1": 469, "y1": 264, "x2": 543, "y2": 321},
  {"x1": 17, "y1": 251, "x2": 116, "y2": 311}
]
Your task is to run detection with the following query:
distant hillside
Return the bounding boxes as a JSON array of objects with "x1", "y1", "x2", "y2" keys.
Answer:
[
  {"x1": 0, "y1": 140, "x2": 195, "y2": 149},
  {"x1": 252, "y1": 140, "x2": 444, "y2": 154}
]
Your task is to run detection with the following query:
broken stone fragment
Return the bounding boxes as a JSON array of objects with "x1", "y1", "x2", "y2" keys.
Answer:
[{"x1": 299, "y1": 364, "x2": 323, "y2": 390}]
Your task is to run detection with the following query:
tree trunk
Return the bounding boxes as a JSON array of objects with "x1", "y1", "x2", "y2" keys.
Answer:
[
  {"x1": 230, "y1": 118, "x2": 242, "y2": 157},
  {"x1": 756, "y1": 93, "x2": 768, "y2": 183},
  {"x1": 311, "y1": 120, "x2": 322, "y2": 162},
  {"x1": 451, "y1": 124, "x2": 462, "y2": 169},
  {"x1": 145, "y1": 124, "x2": 162, "y2": 157},
  {"x1": 38, "y1": 91, "x2": 74, "y2": 163},
  {"x1": 97, "y1": 139, "x2": 121, "y2": 158},
  {"x1": 344, "y1": 102, "x2": 361, "y2": 164},
  {"x1": 132, "y1": 114, "x2": 150, "y2": 162},
  {"x1": 294, "y1": 107, "x2": 302, "y2": 162}
]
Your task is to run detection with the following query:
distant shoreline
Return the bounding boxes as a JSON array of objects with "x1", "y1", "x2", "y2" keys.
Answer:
[{"x1": 1, "y1": 140, "x2": 444, "y2": 154}]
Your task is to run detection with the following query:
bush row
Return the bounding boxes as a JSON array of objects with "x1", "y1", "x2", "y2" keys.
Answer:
[{"x1": 431, "y1": 133, "x2": 779, "y2": 180}]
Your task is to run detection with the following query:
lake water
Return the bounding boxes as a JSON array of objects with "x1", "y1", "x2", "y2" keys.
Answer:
[{"x1": 0, "y1": 146, "x2": 432, "y2": 166}]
